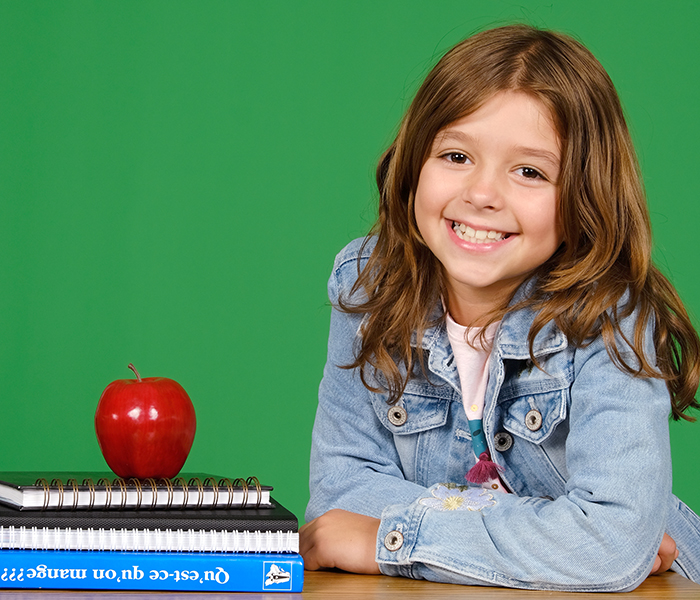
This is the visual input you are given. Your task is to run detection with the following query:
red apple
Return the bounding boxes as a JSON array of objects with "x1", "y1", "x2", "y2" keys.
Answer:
[{"x1": 95, "y1": 364, "x2": 196, "y2": 479}]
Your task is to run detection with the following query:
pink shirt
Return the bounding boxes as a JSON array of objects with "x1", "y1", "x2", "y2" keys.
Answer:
[{"x1": 445, "y1": 314, "x2": 506, "y2": 493}]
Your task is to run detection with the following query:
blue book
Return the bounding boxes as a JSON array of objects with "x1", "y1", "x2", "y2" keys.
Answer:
[{"x1": 0, "y1": 549, "x2": 304, "y2": 592}]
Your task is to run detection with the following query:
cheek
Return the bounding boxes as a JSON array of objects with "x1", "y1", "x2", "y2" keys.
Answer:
[
  {"x1": 413, "y1": 191, "x2": 430, "y2": 241},
  {"x1": 521, "y1": 192, "x2": 561, "y2": 251},
  {"x1": 413, "y1": 167, "x2": 448, "y2": 219},
  {"x1": 412, "y1": 176, "x2": 432, "y2": 232},
  {"x1": 540, "y1": 194, "x2": 563, "y2": 251},
  {"x1": 413, "y1": 185, "x2": 447, "y2": 247}
]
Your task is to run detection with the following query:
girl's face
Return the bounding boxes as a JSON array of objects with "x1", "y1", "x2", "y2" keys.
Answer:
[{"x1": 414, "y1": 90, "x2": 563, "y2": 326}]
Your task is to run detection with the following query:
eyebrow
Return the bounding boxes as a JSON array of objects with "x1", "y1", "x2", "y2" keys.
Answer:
[
  {"x1": 433, "y1": 130, "x2": 561, "y2": 169},
  {"x1": 511, "y1": 145, "x2": 560, "y2": 169}
]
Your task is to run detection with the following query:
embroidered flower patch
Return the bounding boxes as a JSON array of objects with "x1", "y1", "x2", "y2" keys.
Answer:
[{"x1": 419, "y1": 483, "x2": 496, "y2": 512}]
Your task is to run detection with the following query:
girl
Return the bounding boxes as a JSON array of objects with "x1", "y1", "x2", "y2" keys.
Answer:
[{"x1": 300, "y1": 25, "x2": 700, "y2": 591}]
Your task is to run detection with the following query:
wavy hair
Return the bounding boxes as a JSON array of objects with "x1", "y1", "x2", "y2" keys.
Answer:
[{"x1": 340, "y1": 24, "x2": 700, "y2": 420}]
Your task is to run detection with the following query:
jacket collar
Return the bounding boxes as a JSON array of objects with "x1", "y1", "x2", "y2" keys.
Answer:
[
  {"x1": 495, "y1": 278, "x2": 568, "y2": 360},
  {"x1": 415, "y1": 278, "x2": 568, "y2": 363}
]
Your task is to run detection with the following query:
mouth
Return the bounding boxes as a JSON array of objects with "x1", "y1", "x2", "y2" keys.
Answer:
[{"x1": 451, "y1": 220, "x2": 512, "y2": 244}]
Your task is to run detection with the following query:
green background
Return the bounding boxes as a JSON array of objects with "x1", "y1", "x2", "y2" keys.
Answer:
[{"x1": 1, "y1": 1, "x2": 698, "y2": 524}]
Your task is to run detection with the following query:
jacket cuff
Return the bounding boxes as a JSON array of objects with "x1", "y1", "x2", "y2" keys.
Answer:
[
  {"x1": 375, "y1": 496, "x2": 426, "y2": 578},
  {"x1": 375, "y1": 484, "x2": 496, "y2": 585}
]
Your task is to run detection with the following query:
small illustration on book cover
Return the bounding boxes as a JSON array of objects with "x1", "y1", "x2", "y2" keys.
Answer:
[{"x1": 264, "y1": 563, "x2": 292, "y2": 589}]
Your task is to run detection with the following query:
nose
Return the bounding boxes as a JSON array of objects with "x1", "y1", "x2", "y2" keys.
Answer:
[{"x1": 462, "y1": 167, "x2": 502, "y2": 210}]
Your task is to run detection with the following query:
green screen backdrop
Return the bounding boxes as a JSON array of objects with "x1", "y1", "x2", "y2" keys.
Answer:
[{"x1": 1, "y1": 1, "x2": 698, "y2": 523}]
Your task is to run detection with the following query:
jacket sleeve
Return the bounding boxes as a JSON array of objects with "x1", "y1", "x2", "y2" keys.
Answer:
[
  {"x1": 306, "y1": 245, "x2": 429, "y2": 522},
  {"x1": 375, "y1": 319, "x2": 674, "y2": 591}
]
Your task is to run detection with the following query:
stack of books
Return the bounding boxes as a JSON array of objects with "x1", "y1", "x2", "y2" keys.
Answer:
[{"x1": 0, "y1": 472, "x2": 303, "y2": 592}]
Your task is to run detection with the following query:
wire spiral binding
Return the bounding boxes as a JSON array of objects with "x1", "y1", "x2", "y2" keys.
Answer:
[
  {"x1": 32, "y1": 476, "x2": 266, "y2": 510},
  {"x1": 129, "y1": 478, "x2": 142, "y2": 509},
  {"x1": 97, "y1": 477, "x2": 112, "y2": 510},
  {"x1": 144, "y1": 478, "x2": 158, "y2": 509},
  {"x1": 83, "y1": 478, "x2": 96, "y2": 510},
  {"x1": 172, "y1": 477, "x2": 188, "y2": 508},
  {"x1": 115, "y1": 478, "x2": 127, "y2": 510},
  {"x1": 158, "y1": 477, "x2": 174, "y2": 509},
  {"x1": 67, "y1": 479, "x2": 79, "y2": 510},
  {"x1": 0, "y1": 526, "x2": 299, "y2": 553},
  {"x1": 203, "y1": 477, "x2": 219, "y2": 507},
  {"x1": 236, "y1": 478, "x2": 247, "y2": 507},
  {"x1": 50, "y1": 478, "x2": 64, "y2": 511},
  {"x1": 35, "y1": 479, "x2": 50, "y2": 511},
  {"x1": 247, "y1": 476, "x2": 262, "y2": 508},
  {"x1": 189, "y1": 477, "x2": 204, "y2": 510},
  {"x1": 219, "y1": 478, "x2": 234, "y2": 509}
]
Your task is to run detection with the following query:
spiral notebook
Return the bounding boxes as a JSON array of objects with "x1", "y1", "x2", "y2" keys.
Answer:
[
  {"x1": 0, "y1": 496, "x2": 299, "y2": 553},
  {"x1": 0, "y1": 472, "x2": 271, "y2": 511}
]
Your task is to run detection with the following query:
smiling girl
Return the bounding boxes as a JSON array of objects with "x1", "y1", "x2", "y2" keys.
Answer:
[
  {"x1": 300, "y1": 25, "x2": 700, "y2": 591},
  {"x1": 414, "y1": 91, "x2": 562, "y2": 326}
]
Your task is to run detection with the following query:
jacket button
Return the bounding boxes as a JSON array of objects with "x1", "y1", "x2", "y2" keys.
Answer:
[
  {"x1": 387, "y1": 406, "x2": 407, "y2": 426},
  {"x1": 494, "y1": 431, "x2": 513, "y2": 452},
  {"x1": 384, "y1": 530, "x2": 404, "y2": 551},
  {"x1": 525, "y1": 409, "x2": 543, "y2": 431}
]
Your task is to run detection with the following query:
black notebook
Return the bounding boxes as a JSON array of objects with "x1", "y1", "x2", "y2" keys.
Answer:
[
  {"x1": 0, "y1": 497, "x2": 298, "y2": 553},
  {"x1": 0, "y1": 472, "x2": 272, "y2": 511}
]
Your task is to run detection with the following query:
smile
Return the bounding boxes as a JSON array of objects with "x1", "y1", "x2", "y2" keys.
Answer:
[{"x1": 451, "y1": 221, "x2": 511, "y2": 244}]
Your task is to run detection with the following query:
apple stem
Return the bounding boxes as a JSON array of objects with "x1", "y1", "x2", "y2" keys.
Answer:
[{"x1": 127, "y1": 363, "x2": 142, "y2": 382}]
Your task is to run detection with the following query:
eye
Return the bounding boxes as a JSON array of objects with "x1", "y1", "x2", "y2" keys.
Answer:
[
  {"x1": 441, "y1": 152, "x2": 470, "y2": 164},
  {"x1": 516, "y1": 166, "x2": 546, "y2": 180}
]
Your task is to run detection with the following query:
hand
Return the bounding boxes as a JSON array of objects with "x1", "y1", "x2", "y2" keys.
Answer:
[
  {"x1": 649, "y1": 533, "x2": 679, "y2": 576},
  {"x1": 300, "y1": 509, "x2": 381, "y2": 574}
]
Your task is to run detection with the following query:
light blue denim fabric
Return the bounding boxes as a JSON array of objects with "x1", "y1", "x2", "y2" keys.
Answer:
[{"x1": 306, "y1": 237, "x2": 700, "y2": 591}]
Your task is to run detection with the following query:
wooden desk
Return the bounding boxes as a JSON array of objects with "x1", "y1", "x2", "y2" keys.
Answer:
[
  {"x1": 299, "y1": 570, "x2": 700, "y2": 599},
  {"x1": 0, "y1": 570, "x2": 698, "y2": 599}
]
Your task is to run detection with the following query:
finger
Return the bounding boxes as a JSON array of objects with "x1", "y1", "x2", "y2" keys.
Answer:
[
  {"x1": 299, "y1": 519, "x2": 330, "y2": 571},
  {"x1": 299, "y1": 533, "x2": 321, "y2": 571},
  {"x1": 302, "y1": 547, "x2": 321, "y2": 571},
  {"x1": 299, "y1": 523, "x2": 317, "y2": 559},
  {"x1": 655, "y1": 533, "x2": 678, "y2": 574}
]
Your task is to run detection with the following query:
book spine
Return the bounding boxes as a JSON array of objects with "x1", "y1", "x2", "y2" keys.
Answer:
[{"x1": 0, "y1": 550, "x2": 303, "y2": 592}]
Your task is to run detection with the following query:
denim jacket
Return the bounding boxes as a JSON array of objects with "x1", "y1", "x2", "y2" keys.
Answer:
[{"x1": 306, "y1": 237, "x2": 700, "y2": 591}]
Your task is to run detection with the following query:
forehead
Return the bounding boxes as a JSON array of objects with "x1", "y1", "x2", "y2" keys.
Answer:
[{"x1": 433, "y1": 91, "x2": 561, "y2": 154}]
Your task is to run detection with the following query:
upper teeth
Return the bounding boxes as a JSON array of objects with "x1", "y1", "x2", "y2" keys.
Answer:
[{"x1": 452, "y1": 221, "x2": 506, "y2": 243}]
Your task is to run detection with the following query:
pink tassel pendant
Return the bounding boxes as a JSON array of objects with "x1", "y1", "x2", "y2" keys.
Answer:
[{"x1": 466, "y1": 452, "x2": 504, "y2": 485}]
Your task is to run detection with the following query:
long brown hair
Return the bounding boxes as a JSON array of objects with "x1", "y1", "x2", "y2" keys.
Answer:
[{"x1": 340, "y1": 24, "x2": 700, "y2": 421}]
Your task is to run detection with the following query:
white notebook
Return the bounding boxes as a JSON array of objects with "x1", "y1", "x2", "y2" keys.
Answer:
[{"x1": 0, "y1": 472, "x2": 271, "y2": 511}]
